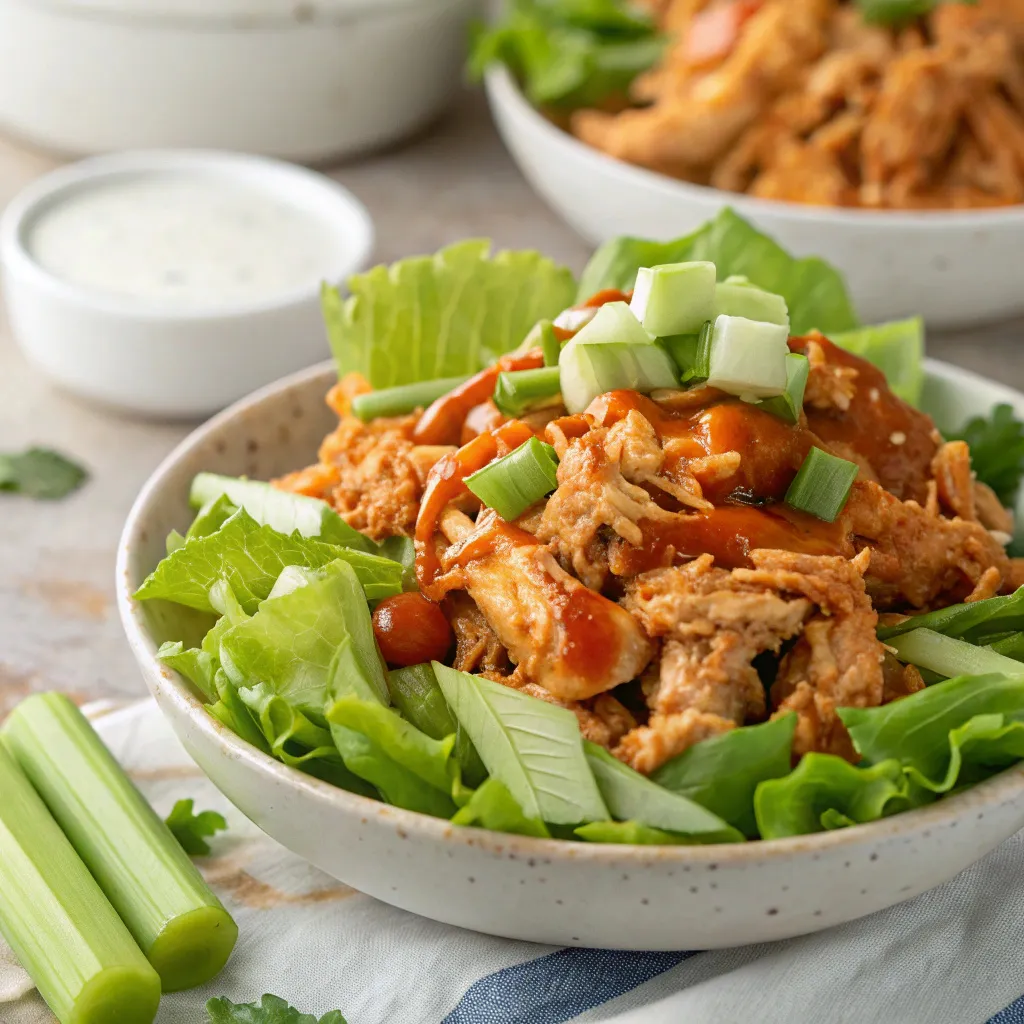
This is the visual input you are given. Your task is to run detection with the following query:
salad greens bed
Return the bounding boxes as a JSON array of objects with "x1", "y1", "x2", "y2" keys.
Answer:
[{"x1": 138, "y1": 210, "x2": 1024, "y2": 846}]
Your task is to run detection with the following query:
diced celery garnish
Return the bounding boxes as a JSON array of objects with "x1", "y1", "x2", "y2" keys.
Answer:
[
  {"x1": 703, "y1": 315, "x2": 789, "y2": 401},
  {"x1": 559, "y1": 340, "x2": 679, "y2": 413},
  {"x1": 713, "y1": 279, "x2": 790, "y2": 327},
  {"x1": 0, "y1": 745, "x2": 161, "y2": 1024},
  {"x1": 629, "y1": 261, "x2": 716, "y2": 337},
  {"x1": 3, "y1": 694, "x2": 238, "y2": 993},
  {"x1": 567, "y1": 301, "x2": 653, "y2": 348}
]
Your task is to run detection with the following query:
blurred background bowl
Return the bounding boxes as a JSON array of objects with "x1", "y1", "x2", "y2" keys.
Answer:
[
  {"x1": 0, "y1": 0, "x2": 480, "y2": 163},
  {"x1": 485, "y1": 65, "x2": 1024, "y2": 330}
]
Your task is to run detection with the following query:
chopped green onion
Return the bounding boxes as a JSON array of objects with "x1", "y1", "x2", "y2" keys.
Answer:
[
  {"x1": 990, "y1": 632, "x2": 1024, "y2": 662},
  {"x1": 659, "y1": 331, "x2": 702, "y2": 377},
  {"x1": 0, "y1": 744, "x2": 161, "y2": 1024},
  {"x1": 694, "y1": 315, "x2": 789, "y2": 400},
  {"x1": 888, "y1": 628, "x2": 1024, "y2": 680},
  {"x1": 2, "y1": 694, "x2": 238, "y2": 992},
  {"x1": 539, "y1": 320, "x2": 562, "y2": 367},
  {"x1": 569, "y1": 300, "x2": 654, "y2": 347},
  {"x1": 713, "y1": 279, "x2": 789, "y2": 327},
  {"x1": 351, "y1": 375, "x2": 472, "y2": 421},
  {"x1": 758, "y1": 353, "x2": 809, "y2": 424},
  {"x1": 877, "y1": 586, "x2": 1024, "y2": 643},
  {"x1": 559, "y1": 341, "x2": 679, "y2": 413},
  {"x1": 465, "y1": 436, "x2": 559, "y2": 521},
  {"x1": 785, "y1": 447, "x2": 859, "y2": 522},
  {"x1": 493, "y1": 367, "x2": 562, "y2": 417},
  {"x1": 629, "y1": 261, "x2": 716, "y2": 336}
]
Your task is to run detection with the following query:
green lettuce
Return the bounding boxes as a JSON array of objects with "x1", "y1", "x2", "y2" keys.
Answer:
[
  {"x1": 577, "y1": 209, "x2": 859, "y2": 336},
  {"x1": 323, "y1": 240, "x2": 576, "y2": 389},
  {"x1": 451, "y1": 778, "x2": 550, "y2": 837},
  {"x1": 950, "y1": 403, "x2": 1024, "y2": 508},
  {"x1": 877, "y1": 586, "x2": 1024, "y2": 643},
  {"x1": 208, "y1": 668, "x2": 271, "y2": 755},
  {"x1": 575, "y1": 820, "x2": 715, "y2": 845},
  {"x1": 190, "y1": 473, "x2": 375, "y2": 553},
  {"x1": 652, "y1": 714, "x2": 796, "y2": 838},
  {"x1": 584, "y1": 742, "x2": 742, "y2": 842},
  {"x1": 135, "y1": 508, "x2": 403, "y2": 614},
  {"x1": 157, "y1": 642, "x2": 217, "y2": 701},
  {"x1": 186, "y1": 494, "x2": 238, "y2": 542},
  {"x1": 830, "y1": 317, "x2": 924, "y2": 405},
  {"x1": 433, "y1": 663, "x2": 609, "y2": 825}
]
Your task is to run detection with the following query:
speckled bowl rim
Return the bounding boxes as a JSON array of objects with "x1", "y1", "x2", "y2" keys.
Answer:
[
  {"x1": 486, "y1": 65, "x2": 1024, "y2": 230},
  {"x1": 117, "y1": 357, "x2": 1024, "y2": 864}
]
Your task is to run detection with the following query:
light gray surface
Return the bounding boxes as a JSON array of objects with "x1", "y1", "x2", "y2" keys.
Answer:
[{"x1": 0, "y1": 88, "x2": 1022, "y2": 714}]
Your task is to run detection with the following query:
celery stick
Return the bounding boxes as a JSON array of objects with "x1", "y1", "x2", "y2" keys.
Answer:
[
  {"x1": 0, "y1": 745, "x2": 161, "y2": 1024},
  {"x1": 2, "y1": 694, "x2": 237, "y2": 992}
]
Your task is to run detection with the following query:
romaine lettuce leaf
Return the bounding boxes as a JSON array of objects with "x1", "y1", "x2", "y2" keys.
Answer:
[
  {"x1": 157, "y1": 642, "x2": 218, "y2": 701},
  {"x1": 877, "y1": 586, "x2": 1024, "y2": 643},
  {"x1": 577, "y1": 209, "x2": 858, "y2": 337},
  {"x1": 165, "y1": 530, "x2": 186, "y2": 555},
  {"x1": 190, "y1": 473, "x2": 376, "y2": 553},
  {"x1": 754, "y1": 755, "x2": 916, "y2": 839},
  {"x1": 323, "y1": 240, "x2": 576, "y2": 389},
  {"x1": 574, "y1": 820, "x2": 709, "y2": 845},
  {"x1": 652, "y1": 714, "x2": 796, "y2": 838},
  {"x1": 187, "y1": 494, "x2": 238, "y2": 542},
  {"x1": 135, "y1": 508, "x2": 402, "y2": 614},
  {"x1": 209, "y1": 668, "x2": 270, "y2": 755},
  {"x1": 451, "y1": 778, "x2": 550, "y2": 837},
  {"x1": 584, "y1": 742, "x2": 742, "y2": 842},
  {"x1": 950, "y1": 403, "x2": 1024, "y2": 508},
  {"x1": 433, "y1": 663, "x2": 609, "y2": 825},
  {"x1": 830, "y1": 317, "x2": 924, "y2": 405}
]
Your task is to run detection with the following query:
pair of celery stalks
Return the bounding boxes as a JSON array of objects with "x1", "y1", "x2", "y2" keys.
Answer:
[{"x1": 0, "y1": 693, "x2": 237, "y2": 1023}]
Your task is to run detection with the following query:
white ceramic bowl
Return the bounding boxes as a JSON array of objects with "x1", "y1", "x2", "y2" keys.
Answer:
[
  {"x1": 485, "y1": 66, "x2": 1024, "y2": 331},
  {"x1": 0, "y1": 0, "x2": 479, "y2": 162},
  {"x1": 117, "y1": 357, "x2": 1024, "y2": 950},
  {"x1": 0, "y1": 150, "x2": 373, "y2": 418}
]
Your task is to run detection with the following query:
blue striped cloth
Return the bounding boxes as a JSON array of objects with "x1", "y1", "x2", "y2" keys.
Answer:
[{"x1": 2, "y1": 701, "x2": 1021, "y2": 1024}]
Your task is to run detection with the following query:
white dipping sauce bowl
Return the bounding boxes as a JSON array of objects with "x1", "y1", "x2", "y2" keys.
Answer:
[
  {"x1": 0, "y1": 0, "x2": 480, "y2": 162},
  {"x1": 0, "y1": 150, "x2": 373, "y2": 418}
]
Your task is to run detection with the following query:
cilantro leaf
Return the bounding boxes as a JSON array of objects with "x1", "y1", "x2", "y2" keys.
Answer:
[
  {"x1": 165, "y1": 798, "x2": 227, "y2": 857},
  {"x1": 0, "y1": 447, "x2": 87, "y2": 499},
  {"x1": 950, "y1": 403, "x2": 1024, "y2": 507},
  {"x1": 206, "y1": 994, "x2": 346, "y2": 1024}
]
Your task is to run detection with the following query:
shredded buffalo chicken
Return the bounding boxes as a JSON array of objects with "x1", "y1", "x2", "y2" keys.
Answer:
[
  {"x1": 570, "y1": 0, "x2": 1024, "y2": 209},
  {"x1": 276, "y1": 301, "x2": 1020, "y2": 775}
]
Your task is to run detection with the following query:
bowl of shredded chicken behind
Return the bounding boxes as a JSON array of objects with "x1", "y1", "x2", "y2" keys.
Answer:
[
  {"x1": 119, "y1": 226, "x2": 1024, "y2": 949},
  {"x1": 479, "y1": 0, "x2": 1024, "y2": 326}
]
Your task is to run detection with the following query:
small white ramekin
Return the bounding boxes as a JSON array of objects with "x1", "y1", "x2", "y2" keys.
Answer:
[{"x1": 1, "y1": 150, "x2": 373, "y2": 419}]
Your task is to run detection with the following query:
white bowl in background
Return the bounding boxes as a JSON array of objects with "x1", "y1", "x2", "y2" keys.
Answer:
[
  {"x1": 0, "y1": 150, "x2": 373, "y2": 418},
  {"x1": 485, "y1": 66, "x2": 1024, "y2": 330},
  {"x1": 0, "y1": 0, "x2": 479, "y2": 163},
  {"x1": 116, "y1": 358, "x2": 1024, "y2": 950}
]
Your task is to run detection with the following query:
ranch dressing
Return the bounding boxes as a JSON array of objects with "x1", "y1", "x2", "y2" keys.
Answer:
[{"x1": 28, "y1": 172, "x2": 343, "y2": 308}]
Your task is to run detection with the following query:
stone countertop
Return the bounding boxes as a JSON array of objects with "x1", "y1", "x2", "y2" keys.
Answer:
[{"x1": 1, "y1": 88, "x2": 1022, "y2": 714}]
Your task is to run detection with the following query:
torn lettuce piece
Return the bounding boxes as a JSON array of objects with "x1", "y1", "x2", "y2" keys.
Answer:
[
  {"x1": 754, "y1": 754, "x2": 917, "y2": 839},
  {"x1": 877, "y1": 586, "x2": 1024, "y2": 644},
  {"x1": 577, "y1": 209, "x2": 858, "y2": 337},
  {"x1": 165, "y1": 530, "x2": 186, "y2": 556},
  {"x1": 652, "y1": 714, "x2": 796, "y2": 839},
  {"x1": 156, "y1": 642, "x2": 217, "y2": 702},
  {"x1": 575, "y1": 820, "x2": 709, "y2": 845},
  {"x1": 323, "y1": 240, "x2": 576, "y2": 389},
  {"x1": 451, "y1": 778, "x2": 550, "y2": 838},
  {"x1": 218, "y1": 559, "x2": 388, "y2": 724},
  {"x1": 209, "y1": 669, "x2": 270, "y2": 755},
  {"x1": 433, "y1": 663, "x2": 609, "y2": 825},
  {"x1": 830, "y1": 316, "x2": 924, "y2": 406},
  {"x1": 135, "y1": 507, "x2": 402, "y2": 614},
  {"x1": 186, "y1": 494, "x2": 238, "y2": 543},
  {"x1": 377, "y1": 536, "x2": 417, "y2": 591},
  {"x1": 839, "y1": 673, "x2": 1024, "y2": 793},
  {"x1": 584, "y1": 742, "x2": 742, "y2": 843},
  {"x1": 190, "y1": 473, "x2": 376, "y2": 553},
  {"x1": 328, "y1": 640, "x2": 456, "y2": 818}
]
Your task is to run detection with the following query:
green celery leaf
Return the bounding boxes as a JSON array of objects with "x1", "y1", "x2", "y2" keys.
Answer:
[
  {"x1": 830, "y1": 317, "x2": 924, "y2": 405},
  {"x1": 652, "y1": 714, "x2": 796, "y2": 838},
  {"x1": 135, "y1": 508, "x2": 402, "y2": 614},
  {"x1": 190, "y1": 473, "x2": 376, "y2": 553},
  {"x1": 164, "y1": 798, "x2": 227, "y2": 857},
  {"x1": 839, "y1": 673, "x2": 1024, "y2": 792},
  {"x1": 0, "y1": 447, "x2": 88, "y2": 499},
  {"x1": 388, "y1": 664, "x2": 487, "y2": 786},
  {"x1": 451, "y1": 777, "x2": 550, "y2": 837},
  {"x1": 187, "y1": 494, "x2": 239, "y2": 542},
  {"x1": 754, "y1": 754, "x2": 916, "y2": 839},
  {"x1": 575, "y1": 820, "x2": 708, "y2": 845},
  {"x1": 949, "y1": 403, "x2": 1024, "y2": 507},
  {"x1": 577, "y1": 209, "x2": 858, "y2": 336},
  {"x1": 433, "y1": 663, "x2": 609, "y2": 825},
  {"x1": 323, "y1": 240, "x2": 576, "y2": 389},
  {"x1": 206, "y1": 993, "x2": 347, "y2": 1024},
  {"x1": 328, "y1": 641, "x2": 456, "y2": 817},
  {"x1": 584, "y1": 742, "x2": 742, "y2": 842},
  {"x1": 218, "y1": 560, "x2": 388, "y2": 723}
]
